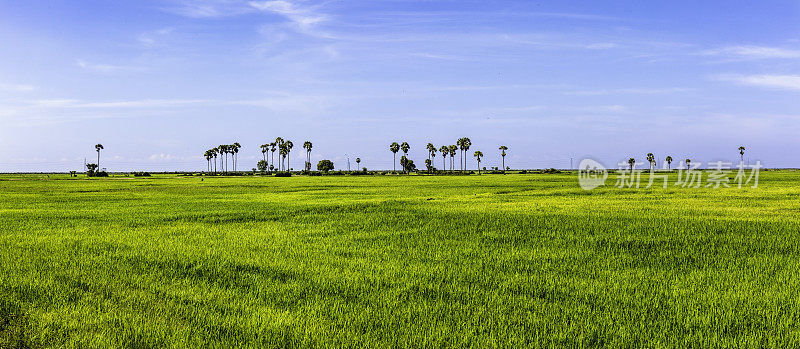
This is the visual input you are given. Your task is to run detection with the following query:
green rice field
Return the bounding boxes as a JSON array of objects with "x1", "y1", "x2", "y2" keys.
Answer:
[{"x1": 2, "y1": 171, "x2": 800, "y2": 347}]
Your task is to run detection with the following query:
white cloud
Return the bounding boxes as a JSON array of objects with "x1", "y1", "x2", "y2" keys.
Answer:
[
  {"x1": 137, "y1": 27, "x2": 174, "y2": 47},
  {"x1": 565, "y1": 87, "x2": 691, "y2": 96},
  {"x1": 249, "y1": 0, "x2": 330, "y2": 36},
  {"x1": 701, "y1": 45, "x2": 800, "y2": 59},
  {"x1": 714, "y1": 74, "x2": 800, "y2": 91},
  {"x1": 162, "y1": 0, "x2": 254, "y2": 18},
  {"x1": 76, "y1": 60, "x2": 145, "y2": 74},
  {"x1": 0, "y1": 83, "x2": 35, "y2": 93},
  {"x1": 28, "y1": 99, "x2": 207, "y2": 109}
]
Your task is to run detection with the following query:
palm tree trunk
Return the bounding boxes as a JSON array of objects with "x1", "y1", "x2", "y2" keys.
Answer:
[
  {"x1": 502, "y1": 156, "x2": 505, "y2": 173},
  {"x1": 97, "y1": 151, "x2": 100, "y2": 170}
]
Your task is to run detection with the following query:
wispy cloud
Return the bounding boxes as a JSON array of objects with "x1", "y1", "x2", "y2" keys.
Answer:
[
  {"x1": 29, "y1": 99, "x2": 207, "y2": 109},
  {"x1": 137, "y1": 27, "x2": 175, "y2": 47},
  {"x1": 76, "y1": 60, "x2": 145, "y2": 74},
  {"x1": 701, "y1": 45, "x2": 800, "y2": 60},
  {"x1": 565, "y1": 87, "x2": 692, "y2": 96},
  {"x1": 249, "y1": 1, "x2": 329, "y2": 32},
  {"x1": 0, "y1": 83, "x2": 35, "y2": 93},
  {"x1": 713, "y1": 74, "x2": 800, "y2": 91},
  {"x1": 161, "y1": 0, "x2": 254, "y2": 18}
]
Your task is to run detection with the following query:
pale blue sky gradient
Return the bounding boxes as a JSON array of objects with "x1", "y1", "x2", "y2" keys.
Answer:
[{"x1": 1, "y1": 0, "x2": 799, "y2": 171}]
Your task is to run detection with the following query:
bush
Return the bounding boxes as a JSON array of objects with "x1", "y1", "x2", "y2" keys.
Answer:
[
  {"x1": 133, "y1": 172, "x2": 151, "y2": 177},
  {"x1": 274, "y1": 172, "x2": 292, "y2": 177},
  {"x1": 519, "y1": 170, "x2": 528, "y2": 174},
  {"x1": 308, "y1": 172, "x2": 322, "y2": 176}
]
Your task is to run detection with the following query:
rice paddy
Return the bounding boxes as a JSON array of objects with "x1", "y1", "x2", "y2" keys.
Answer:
[{"x1": 2, "y1": 171, "x2": 800, "y2": 347}]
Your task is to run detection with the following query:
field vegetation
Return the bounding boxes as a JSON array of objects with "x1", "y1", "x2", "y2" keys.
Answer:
[{"x1": 2, "y1": 172, "x2": 800, "y2": 347}]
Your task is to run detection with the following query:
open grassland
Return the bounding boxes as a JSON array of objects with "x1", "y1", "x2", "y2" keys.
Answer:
[{"x1": 2, "y1": 172, "x2": 800, "y2": 347}]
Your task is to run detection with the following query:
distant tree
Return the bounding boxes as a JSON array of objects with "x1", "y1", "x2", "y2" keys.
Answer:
[
  {"x1": 400, "y1": 142, "x2": 410, "y2": 159},
  {"x1": 439, "y1": 145, "x2": 449, "y2": 172},
  {"x1": 279, "y1": 145, "x2": 287, "y2": 172},
  {"x1": 389, "y1": 142, "x2": 400, "y2": 172},
  {"x1": 285, "y1": 140, "x2": 293, "y2": 171},
  {"x1": 317, "y1": 159, "x2": 334, "y2": 172},
  {"x1": 646, "y1": 153, "x2": 655, "y2": 171},
  {"x1": 232, "y1": 142, "x2": 241, "y2": 171},
  {"x1": 95, "y1": 144, "x2": 104, "y2": 170},
  {"x1": 448, "y1": 145, "x2": 457, "y2": 172},
  {"x1": 499, "y1": 145, "x2": 508, "y2": 173},
  {"x1": 204, "y1": 150, "x2": 214, "y2": 172},
  {"x1": 212, "y1": 148, "x2": 218, "y2": 173},
  {"x1": 685, "y1": 158, "x2": 691, "y2": 169},
  {"x1": 456, "y1": 138, "x2": 464, "y2": 170},
  {"x1": 275, "y1": 137, "x2": 284, "y2": 170},
  {"x1": 303, "y1": 141, "x2": 313, "y2": 171},
  {"x1": 218, "y1": 145, "x2": 227, "y2": 172},
  {"x1": 474, "y1": 151, "x2": 484, "y2": 174},
  {"x1": 270, "y1": 143, "x2": 277, "y2": 172},
  {"x1": 86, "y1": 163, "x2": 98, "y2": 176},
  {"x1": 628, "y1": 158, "x2": 636, "y2": 171},
  {"x1": 424, "y1": 158, "x2": 432, "y2": 173},
  {"x1": 356, "y1": 157, "x2": 361, "y2": 169},
  {"x1": 665, "y1": 156, "x2": 673, "y2": 170},
  {"x1": 427, "y1": 143, "x2": 437, "y2": 170},
  {"x1": 739, "y1": 146, "x2": 746, "y2": 164},
  {"x1": 457, "y1": 138, "x2": 471, "y2": 171},
  {"x1": 257, "y1": 160, "x2": 268, "y2": 173},
  {"x1": 260, "y1": 144, "x2": 269, "y2": 163},
  {"x1": 400, "y1": 156, "x2": 416, "y2": 173}
]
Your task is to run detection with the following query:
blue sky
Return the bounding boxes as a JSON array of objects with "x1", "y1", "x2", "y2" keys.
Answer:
[{"x1": 1, "y1": 0, "x2": 799, "y2": 171}]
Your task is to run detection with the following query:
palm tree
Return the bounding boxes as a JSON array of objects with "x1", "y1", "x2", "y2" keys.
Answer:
[
  {"x1": 628, "y1": 158, "x2": 635, "y2": 171},
  {"x1": 279, "y1": 145, "x2": 287, "y2": 171},
  {"x1": 400, "y1": 142, "x2": 410, "y2": 158},
  {"x1": 474, "y1": 151, "x2": 484, "y2": 174},
  {"x1": 460, "y1": 138, "x2": 471, "y2": 171},
  {"x1": 356, "y1": 157, "x2": 361, "y2": 169},
  {"x1": 646, "y1": 153, "x2": 655, "y2": 171},
  {"x1": 456, "y1": 138, "x2": 464, "y2": 170},
  {"x1": 499, "y1": 145, "x2": 508, "y2": 173},
  {"x1": 665, "y1": 156, "x2": 673, "y2": 170},
  {"x1": 390, "y1": 142, "x2": 400, "y2": 172},
  {"x1": 739, "y1": 146, "x2": 745, "y2": 164},
  {"x1": 685, "y1": 158, "x2": 691, "y2": 170},
  {"x1": 448, "y1": 145, "x2": 457, "y2": 172},
  {"x1": 275, "y1": 137, "x2": 284, "y2": 170},
  {"x1": 95, "y1": 144, "x2": 104, "y2": 170},
  {"x1": 212, "y1": 148, "x2": 218, "y2": 173},
  {"x1": 439, "y1": 145, "x2": 449, "y2": 171},
  {"x1": 204, "y1": 150, "x2": 213, "y2": 172},
  {"x1": 303, "y1": 141, "x2": 313, "y2": 171},
  {"x1": 261, "y1": 144, "x2": 269, "y2": 163},
  {"x1": 285, "y1": 140, "x2": 293, "y2": 171},
  {"x1": 426, "y1": 143, "x2": 435, "y2": 162},
  {"x1": 270, "y1": 143, "x2": 277, "y2": 172},
  {"x1": 430, "y1": 148, "x2": 437, "y2": 172},
  {"x1": 217, "y1": 145, "x2": 226, "y2": 172},
  {"x1": 233, "y1": 142, "x2": 241, "y2": 171}
]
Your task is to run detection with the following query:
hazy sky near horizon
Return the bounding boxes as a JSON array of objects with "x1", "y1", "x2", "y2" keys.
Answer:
[{"x1": 1, "y1": 0, "x2": 799, "y2": 171}]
